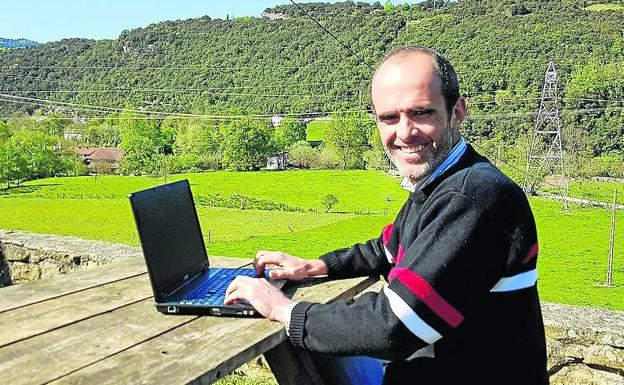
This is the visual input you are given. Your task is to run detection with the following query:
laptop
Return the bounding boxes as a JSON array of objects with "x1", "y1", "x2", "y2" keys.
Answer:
[{"x1": 129, "y1": 179, "x2": 285, "y2": 317}]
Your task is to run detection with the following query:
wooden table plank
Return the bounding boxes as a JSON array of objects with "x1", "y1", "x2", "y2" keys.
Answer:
[
  {"x1": 0, "y1": 256, "x2": 253, "y2": 314},
  {"x1": 0, "y1": 257, "x2": 255, "y2": 348},
  {"x1": 0, "y1": 274, "x2": 153, "y2": 347},
  {"x1": 0, "y1": 258, "x2": 146, "y2": 313},
  {"x1": 0, "y1": 299, "x2": 196, "y2": 385},
  {"x1": 49, "y1": 276, "x2": 378, "y2": 385}
]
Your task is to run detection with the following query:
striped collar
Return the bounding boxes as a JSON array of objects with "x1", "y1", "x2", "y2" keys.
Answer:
[{"x1": 401, "y1": 137, "x2": 468, "y2": 193}]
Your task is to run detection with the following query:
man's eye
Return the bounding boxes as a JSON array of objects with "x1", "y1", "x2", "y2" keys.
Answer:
[
  {"x1": 411, "y1": 109, "x2": 433, "y2": 117},
  {"x1": 379, "y1": 115, "x2": 398, "y2": 122}
]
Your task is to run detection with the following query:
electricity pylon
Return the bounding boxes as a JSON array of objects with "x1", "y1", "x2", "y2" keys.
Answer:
[{"x1": 523, "y1": 60, "x2": 568, "y2": 210}]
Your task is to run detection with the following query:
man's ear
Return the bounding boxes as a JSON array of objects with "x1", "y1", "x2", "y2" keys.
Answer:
[{"x1": 452, "y1": 97, "x2": 467, "y2": 127}]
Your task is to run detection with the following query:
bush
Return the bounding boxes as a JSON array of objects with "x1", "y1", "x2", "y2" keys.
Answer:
[
  {"x1": 91, "y1": 162, "x2": 114, "y2": 175},
  {"x1": 316, "y1": 147, "x2": 341, "y2": 169},
  {"x1": 288, "y1": 141, "x2": 319, "y2": 169},
  {"x1": 321, "y1": 193, "x2": 338, "y2": 213},
  {"x1": 363, "y1": 148, "x2": 390, "y2": 170},
  {"x1": 171, "y1": 154, "x2": 203, "y2": 173}
]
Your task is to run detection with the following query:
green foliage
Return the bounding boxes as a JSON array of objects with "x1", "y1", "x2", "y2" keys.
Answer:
[
  {"x1": 273, "y1": 116, "x2": 306, "y2": 151},
  {"x1": 0, "y1": 130, "x2": 66, "y2": 186},
  {"x1": 173, "y1": 120, "x2": 221, "y2": 158},
  {"x1": 323, "y1": 112, "x2": 375, "y2": 169},
  {"x1": 196, "y1": 193, "x2": 303, "y2": 212},
  {"x1": 80, "y1": 119, "x2": 121, "y2": 147},
  {"x1": 321, "y1": 193, "x2": 339, "y2": 213},
  {"x1": 152, "y1": 153, "x2": 174, "y2": 183},
  {"x1": 384, "y1": 0, "x2": 394, "y2": 13},
  {"x1": 220, "y1": 118, "x2": 275, "y2": 171},
  {"x1": 39, "y1": 113, "x2": 69, "y2": 137},
  {"x1": 0, "y1": 0, "x2": 624, "y2": 172},
  {"x1": 118, "y1": 111, "x2": 163, "y2": 175},
  {"x1": 363, "y1": 127, "x2": 390, "y2": 170},
  {"x1": 316, "y1": 146, "x2": 342, "y2": 169},
  {"x1": 0, "y1": 121, "x2": 10, "y2": 143},
  {"x1": 287, "y1": 140, "x2": 319, "y2": 169}
]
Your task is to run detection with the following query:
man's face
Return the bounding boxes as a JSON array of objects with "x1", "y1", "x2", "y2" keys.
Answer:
[{"x1": 371, "y1": 53, "x2": 465, "y2": 183}]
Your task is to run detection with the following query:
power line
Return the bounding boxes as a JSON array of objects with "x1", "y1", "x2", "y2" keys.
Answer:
[
  {"x1": 0, "y1": 64, "x2": 307, "y2": 71},
  {"x1": 288, "y1": 0, "x2": 374, "y2": 71},
  {"x1": 3, "y1": 92, "x2": 623, "y2": 122},
  {"x1": 0, "y1": 89, "x2": 360, "y2": 99},
  {"x1": 0, "y1": 94, "x2": 371, "y2": 120}
]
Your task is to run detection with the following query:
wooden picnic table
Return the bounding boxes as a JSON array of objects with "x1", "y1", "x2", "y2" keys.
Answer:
[{"x1": 0, "y1": 256, "x2": 378, "y2": 385}]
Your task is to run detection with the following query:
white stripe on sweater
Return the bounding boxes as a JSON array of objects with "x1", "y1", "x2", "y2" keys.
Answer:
[
  {"x1": 384, "y1": 285, "x2": 443, "y2": 345},
  {"x1": 490, "y1": 269, "x2": 537, "y2": 292},
  {"x1": 383, "y1": 245, "x2": 395, "y2": 264}
]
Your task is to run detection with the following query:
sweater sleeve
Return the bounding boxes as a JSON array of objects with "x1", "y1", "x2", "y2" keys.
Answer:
[
  {"x1": 288, "y1": 190, "x2": 515, "y2": 360},
  {"x1": 318, "y1": 204, "x2": 408, "y2": 279}
]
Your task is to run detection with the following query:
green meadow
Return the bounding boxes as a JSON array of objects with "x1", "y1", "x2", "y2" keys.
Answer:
[
  {"x1": 0, "y1": 170, "x2": 622, "y2": 310},
  {"x1": 585, "y1": 3, "x2": 624, "y2": 11},
  {"x1": 305, "y1": 119, "x2": 331, "y2": 142},
  {"x1": 559, "y1": 179, "x2": 624, "y2": 204}
]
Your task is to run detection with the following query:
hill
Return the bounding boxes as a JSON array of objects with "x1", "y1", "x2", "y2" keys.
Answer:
[
  {"x1": 0, "y1": 0, "x2": 623, "y2": 155},
  {"x1": 0, "y1": 38, "x2": 40, "y2": 49}
]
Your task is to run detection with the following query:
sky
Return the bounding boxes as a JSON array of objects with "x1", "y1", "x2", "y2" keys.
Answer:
[{"x1": 0, "y1": 0, "x2": 362, "y2": 43}]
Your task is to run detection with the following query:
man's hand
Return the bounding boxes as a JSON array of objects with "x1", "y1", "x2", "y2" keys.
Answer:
[
  {"x1": 254, "y1": 250, "x2": 328, "y2": 280},
  {"x1": 224, "y1": 276, "x2": 292, "y2": 322}
]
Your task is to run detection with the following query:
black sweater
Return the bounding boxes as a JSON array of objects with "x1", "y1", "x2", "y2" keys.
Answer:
[{"x1": 288, "y1": 145, "x2": 549, "y2": 385}]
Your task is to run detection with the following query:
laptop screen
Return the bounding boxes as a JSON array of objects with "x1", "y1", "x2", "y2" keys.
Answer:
[{"x1": 129, "y1": 180, "x2": 208, "y2": 300}]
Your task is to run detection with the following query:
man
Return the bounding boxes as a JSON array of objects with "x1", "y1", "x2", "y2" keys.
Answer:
[{"x1": 225, "y1": 47, "x2": 549, "y2": 384}]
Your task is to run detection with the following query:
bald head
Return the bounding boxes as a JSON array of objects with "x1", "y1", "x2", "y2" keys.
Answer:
[{"x1": 371, "y1": 48, "x2": 460, "y2": 117}]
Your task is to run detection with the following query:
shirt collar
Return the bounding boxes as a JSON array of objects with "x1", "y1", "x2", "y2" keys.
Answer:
[{"x1": 400, "y1": 137, "x2": 467, "y2": 193}]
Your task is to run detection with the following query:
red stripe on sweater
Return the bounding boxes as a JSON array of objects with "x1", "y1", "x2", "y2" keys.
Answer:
[
  {"x1": 388, "y1": 267, "x2": 464, "y2": 328},
  {"x1": 382, "y1": 223, "x2": 394, "y2": 245},
  {"x1": 396, "y1": 244, "x2": 405, "y2": 265},
  {"x1": 522, "y1": 242, "x2": 539, "y2": 264}
]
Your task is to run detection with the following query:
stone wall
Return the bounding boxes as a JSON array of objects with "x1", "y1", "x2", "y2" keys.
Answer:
[
  {"x1": 544, "y1": 303, "x2": 624, "y2": 384},
  {"x1": 0, "y1": 230, "x2": 622, "y2": 383},
  {"x1": 0, "y1": 229, "x2": 141, "y2": 286}
]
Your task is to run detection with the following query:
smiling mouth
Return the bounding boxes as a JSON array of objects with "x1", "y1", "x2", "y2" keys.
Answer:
[{"x1": 398, "y1": 143, "x2": 428, "y2": 154}]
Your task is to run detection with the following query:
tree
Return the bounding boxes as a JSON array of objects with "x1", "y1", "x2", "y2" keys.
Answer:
[
  {"x1": 81, "y1": 119, "x2": 120, "y2": 147},
  {"x1": 273, "y1": 116, "x2": 306, "y2": 151},
  {"x1": 173, "y1": 120, "x2": 220, "y2": 158},
  {"x1": 153, "y1": 154, "x2": 174, "y2": 183},
  {"x1": 40, "y1": 113, "x2": 69, "y2": 137},
  {"x1": 0, "y1": 141, "x2": 15, "y2": 188},
  {"x1": 220, "y1": 118, "x2": 275, "y2": 171},
  {"x1": 9, "y1": 130, "x2": 64, "y2": 181},
  {"x1": 0, "y1": 120, "x2": 10, "y2": 143},
  {"x1": 384, "y1": 0, "x2": 394, "y2": 13},
  {"x1": 323, "y1": 112, "x2": 375, "y2": 169},
  {"x1": 0, "y1": 130, "x2": 67, "y2": 186},
  {"x1": 321, "y1": 193, "x2": 338, "y2": 213},
  {"x1": 363, "y1": 128, "x2": 390, "y2": 170},
  {"x1": 288, "y1": 140, "x2": 319, "y2": 169},
  {"x1": 118, "y1": 111, "x2": 162, "y2": 175}
]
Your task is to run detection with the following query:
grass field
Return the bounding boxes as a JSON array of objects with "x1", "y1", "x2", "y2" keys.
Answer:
[
  {"x1": 305, "y1": 119, "x2": 330, "y2": 142},
  {"x1": 545, "y1": 179, "x2": 624, "y2": 204},
  {"x1": 585, "y1": 3, "x2": 624, "y2": 11},
  {"x1": 0, "y1": 170, "x2": 622, "y2": 311},
  {"x1": 0, "y1": 171, "x2": 405, "y2": 213}
]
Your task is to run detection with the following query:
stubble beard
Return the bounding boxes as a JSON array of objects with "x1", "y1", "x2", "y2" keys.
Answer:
[{"x1": 384, "y1": 121, "x2": 456, "y2": 184}]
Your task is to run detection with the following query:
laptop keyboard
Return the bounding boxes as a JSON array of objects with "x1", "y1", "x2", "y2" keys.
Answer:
[{"x1": 180, "y1": 269, "x2": 258, "y2": 305}]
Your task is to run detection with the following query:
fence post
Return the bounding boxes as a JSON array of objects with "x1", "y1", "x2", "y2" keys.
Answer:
[{"x1": 607, "y1": 190, "x2": 617, "y2": 286}]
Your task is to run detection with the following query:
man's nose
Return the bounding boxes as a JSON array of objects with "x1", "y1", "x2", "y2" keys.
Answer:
[{"x1": 396, "y1": 116, "x2": 417, "y2": 142}]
